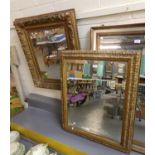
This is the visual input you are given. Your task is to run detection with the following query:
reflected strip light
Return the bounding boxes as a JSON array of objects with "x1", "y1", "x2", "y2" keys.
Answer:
[
  {"x1": 134, "y1": 39, "x2": 141, "y2": 44},
  {"x1": 99, "y1": 45, "x2": 121, "y2": 49},
  {"x1": 92, "y1": 64, "x2": 98, "y2": 68}
]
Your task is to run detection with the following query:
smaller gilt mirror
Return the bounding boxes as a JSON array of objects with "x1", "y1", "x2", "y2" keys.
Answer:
[
  {"x1": 14, "y1": 9, "x2": 80, "y2": 89},
  {"x1": 61, "y1": 51, "x2": 141, "y2": 153}
]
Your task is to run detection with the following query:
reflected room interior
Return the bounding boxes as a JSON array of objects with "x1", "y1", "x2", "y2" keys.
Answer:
[
  {"x1": 96, "y1": 32, "x2": 145, "y2": 144},
  {"x1": 28, "y1": 27, "x2": 67, "y2": 80},
  {"x1": 66, "y1": 60, "x2": 129, "y2": 142},
  {"x1": 98, "y1": 35, "x2": 144, "y2": 50}
]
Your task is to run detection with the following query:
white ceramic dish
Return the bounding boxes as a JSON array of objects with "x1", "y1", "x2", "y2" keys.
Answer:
[
  {"x1": 10, "y1": 131, "x2": 20, "y2": 143},
  {"x1": 26, "y1": 144, "x2": 49, "y2": 155},
  {"x1": 10, "y1": 142, "x2": 25, "y2": 155}
]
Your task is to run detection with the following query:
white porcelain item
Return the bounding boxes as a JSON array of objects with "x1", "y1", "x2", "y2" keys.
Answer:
[
  {"x1": 25, "y1": 144, "x2": 50, "y2": 155},
  {"x1": 10, "y1": 131, "x2": 20, "y2": 143},
  {"x1": 10, "y1": 142, "x2": 25, "y2": 155}
]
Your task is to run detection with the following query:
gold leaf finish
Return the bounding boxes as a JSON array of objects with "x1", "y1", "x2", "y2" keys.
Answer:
[
  {"x1": 14, "y1": 9, "x2": 80, "y2": 89},
  {"x1": 61, "y1": 50, "x2": 141, "y2": 153}
]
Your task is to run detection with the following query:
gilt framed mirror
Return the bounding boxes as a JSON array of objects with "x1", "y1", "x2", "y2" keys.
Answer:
[
  {"x1": 14, "y1": 9, "x2": 80, "y2": 89},
  {"x1": 61, "y1": 50, "x2": 141, "y2": 153},
  {"x1": 90, "y1": 24, "x2": 145, "y2": 153}
]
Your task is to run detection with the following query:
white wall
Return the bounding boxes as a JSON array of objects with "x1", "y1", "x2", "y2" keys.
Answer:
[{"x1": 10, "y1": 0, "x2": 145, "y2": 100}]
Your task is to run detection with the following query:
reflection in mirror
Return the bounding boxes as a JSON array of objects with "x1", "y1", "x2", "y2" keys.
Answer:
[
  {"x1": 133, "y1": 59, "x2": 145, "y2": 151},
  {"x1": 66, "y1": 60, "x2": 127, "y2": 141},
  {"x1": 29, "y1": 27, "x2": 67, "y2": 80},
  {"x1": 134, "y1": 83, "x2": 145, "y2": 143},
  {"x1": 98, "y1": 35, "x2": 145, "y2": 50},
  {"x1": 90, "y1": 24, "x2": 145, "y2": 152},
  {"x1": 134, "y1": 49, "x2": 145, "y2": 147},
  {"x1": 61, "y1": 51, "x2": 141, "y2": 152},
  {"x1": 14, "y1": 9, "x2": 80, "y2": 89}
]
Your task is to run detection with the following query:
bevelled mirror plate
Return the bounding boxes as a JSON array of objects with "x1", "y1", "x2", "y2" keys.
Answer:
[
  {"x1": 61, "y1": 50, "x2": 141, "y2": 153},
  {"x1": 14, "y1": 9, "x2": 80, "y2": 89},
  {"x1": 90, "y1": 24, "x2": 145, "y2": 153}
]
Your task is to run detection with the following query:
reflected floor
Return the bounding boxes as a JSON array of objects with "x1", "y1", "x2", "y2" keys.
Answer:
[
  {"x1": 68, "y1": 96, "x2": 122, "y2": 141},
  {"x1": 68, "y1": 96, "x2": 145, "y2": 142},
  {"x1": 134, "y1": 119, "x2": 145, "y2": 143}
]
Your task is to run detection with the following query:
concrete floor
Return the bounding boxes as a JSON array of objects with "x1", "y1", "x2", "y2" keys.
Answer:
[{"x1": 12, "y1": 103, "x2": 143, "y2": 155}]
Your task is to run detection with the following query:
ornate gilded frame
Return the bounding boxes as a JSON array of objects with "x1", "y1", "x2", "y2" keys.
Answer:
[
  {"x1": 90, "y1": 24, "x2": 145, "y2": 153},
  {"x1": 61, "y1": 50, "x2": 141, "y2": 153},
  {"x1": 14, "y1": 9, "x2": 80, "y2": 89}
]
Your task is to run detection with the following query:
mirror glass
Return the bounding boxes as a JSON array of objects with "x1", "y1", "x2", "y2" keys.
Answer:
[
  {"x1": 134, "y1": 83, "x2": 145, "y2": 143},
  {"x1": 134, "y1": 47, "x2": 145, "y2": 145},
  {"x1": 66, "y1": 60, "x2": 127, "y2": 141},
  {"x1": 98, "y1": 35, "x2": 144, "y2": 50},
  {"x1": 28, "y1": 27, "x2": 67, "y2": 80},
  {"x1": 96, "y1": 30, "x2": 145, "y2": 147},
  {"x1": 14, "y1": 9, "x2": 80, "y2": 89},
  {"x1": 91, "y1": 24, "x2": 145, "y2": 148},
  {"x1": 134, "y1": 52, "x2": 145, "y2": 145}
]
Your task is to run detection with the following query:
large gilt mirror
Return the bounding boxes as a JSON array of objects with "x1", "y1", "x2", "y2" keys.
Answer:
[
  {"x1": 91, "y1": 24, "x2": 145, "y2": 153},
  {"x1": 14, "y1": 9, "x2": 80, "y2": 89},
  {"x1": 61, "y1": 51, "x2": 141, "y2": 153}
]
